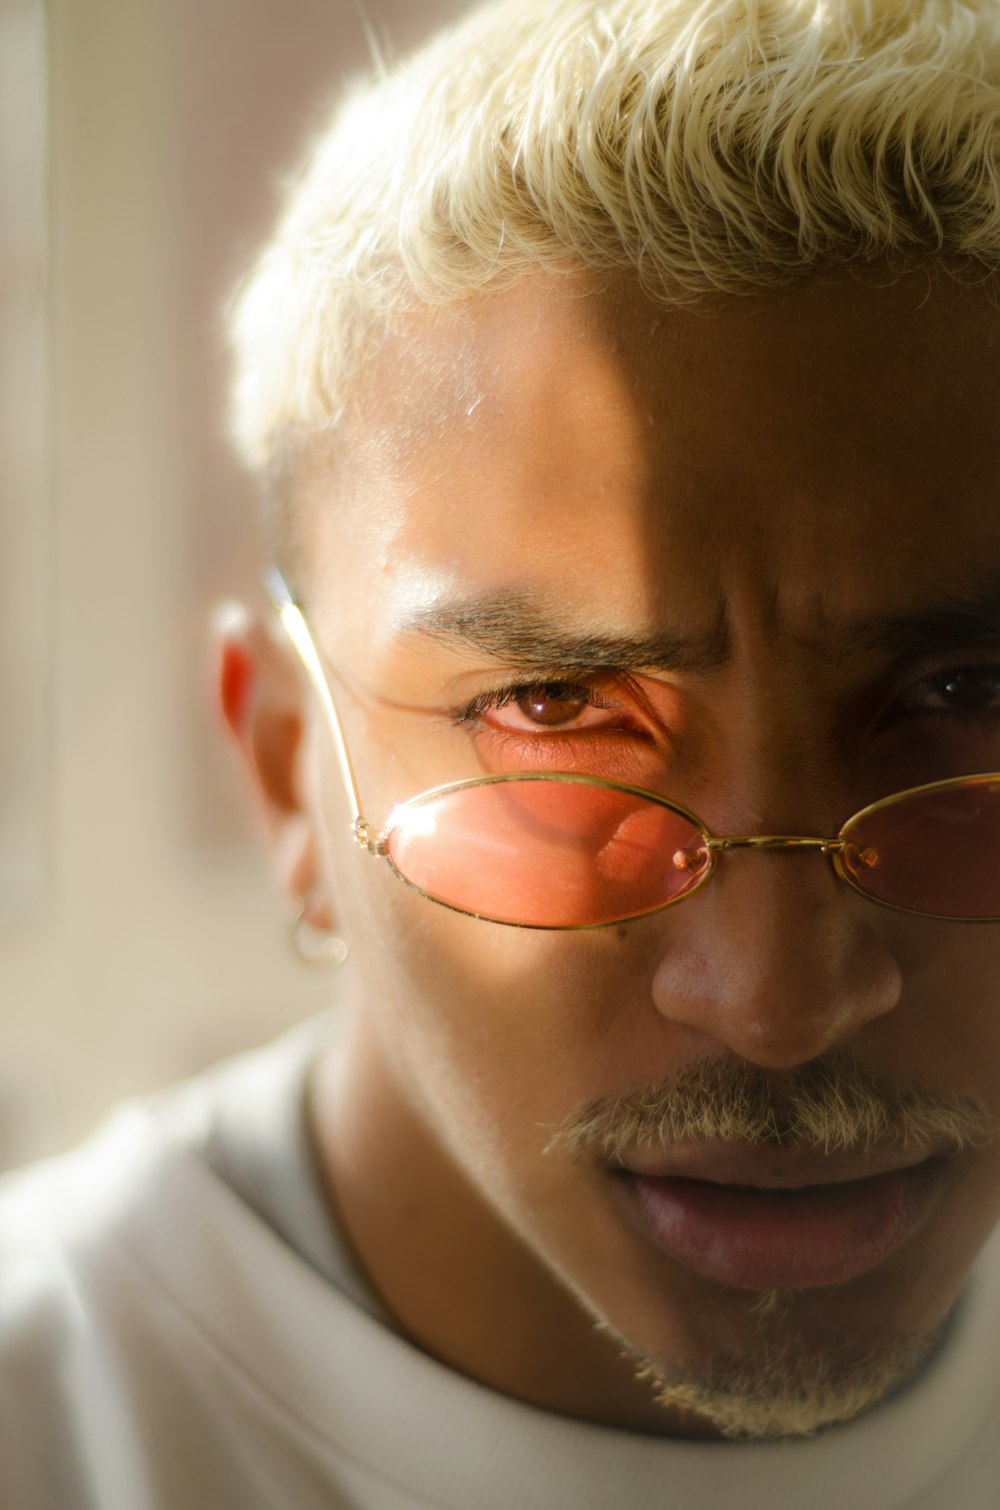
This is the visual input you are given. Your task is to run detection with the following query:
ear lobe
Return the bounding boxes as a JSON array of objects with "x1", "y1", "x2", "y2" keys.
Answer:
[{"x1": 276, "y1": 815, "x2": 334, "y2": 931}]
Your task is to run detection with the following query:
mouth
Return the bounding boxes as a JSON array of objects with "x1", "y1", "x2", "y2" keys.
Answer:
[{"x1": 615, "y1": 1154, "x2": 946, "y2": 1291}]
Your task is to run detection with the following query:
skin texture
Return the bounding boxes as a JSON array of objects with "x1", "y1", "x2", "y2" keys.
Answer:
[{"x1": 218, "y1": 267, "x2": 1000, "y2": 1438}]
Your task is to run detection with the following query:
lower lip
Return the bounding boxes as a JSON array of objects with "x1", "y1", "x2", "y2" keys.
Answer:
[{"x1": 620, "y1": 1163, "x2": 940, "y2": 1290}]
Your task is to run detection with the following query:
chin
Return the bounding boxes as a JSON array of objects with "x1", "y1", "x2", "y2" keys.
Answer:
[
  {"x1": 622, "y1": 1307, "x2": 949, "y2": 1440},
  {"x1": 573, "y1": 1213, "x2": 963, "y2": 1441}
]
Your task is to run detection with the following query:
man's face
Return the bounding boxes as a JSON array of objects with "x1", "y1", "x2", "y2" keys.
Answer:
[{"x1": 289, "y1": 269, "x2": 1000, "y2": 1437}]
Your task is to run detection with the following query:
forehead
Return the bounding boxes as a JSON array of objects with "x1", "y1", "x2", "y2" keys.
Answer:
[{"x1": 305, "y1": 269, "x2": 1000, "y2": 662}]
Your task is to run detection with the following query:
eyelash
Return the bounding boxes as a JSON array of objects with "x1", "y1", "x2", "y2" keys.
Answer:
[
  {"x1": 445, "y1": 663, "x2": 1000, "y2": 750},
  {"x1": 893, "y1": 665, "x2": 1000, "y2": 722},
  {"x1": 452, "y1": 677, "x2": 617, "y2": 728}
]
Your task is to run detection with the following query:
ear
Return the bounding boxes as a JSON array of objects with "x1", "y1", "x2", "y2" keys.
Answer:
[{"x1": 212, "y1": 600, "x2": 334, "y2": 930}]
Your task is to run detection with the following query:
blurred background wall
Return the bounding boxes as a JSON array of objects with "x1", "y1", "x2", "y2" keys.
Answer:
[{"x1": 0, "y1": 0, "x2": 471, "y2": 1170}]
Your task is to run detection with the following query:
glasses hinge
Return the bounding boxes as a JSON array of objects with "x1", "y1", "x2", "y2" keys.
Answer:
[{"x1": 352, "y1": 819, "x2": 385, "y2": 857}]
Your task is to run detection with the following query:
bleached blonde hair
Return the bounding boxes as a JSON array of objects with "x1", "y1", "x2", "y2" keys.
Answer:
[{"x1": 229, "y1": 0, "x2": 1000, "y2": 478}]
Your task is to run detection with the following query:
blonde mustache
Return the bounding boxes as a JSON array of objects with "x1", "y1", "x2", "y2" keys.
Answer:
[{"x1": 547, "y1": 1054, "x2": 992, "y2": 1163}]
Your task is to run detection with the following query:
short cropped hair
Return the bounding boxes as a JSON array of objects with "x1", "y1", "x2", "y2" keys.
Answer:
[{"x1": 229, "y1": 0, "x2": 1000, "y2": 483}]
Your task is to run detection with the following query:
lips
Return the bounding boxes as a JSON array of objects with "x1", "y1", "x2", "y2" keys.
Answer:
[{"x1": 616, "y1": 1152, "x2": 945, "y2": 1290}]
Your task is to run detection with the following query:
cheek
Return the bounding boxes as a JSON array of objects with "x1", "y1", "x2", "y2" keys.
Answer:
[
  {"x1": 321, "y1": 796, "x2": 658, "y2": 1163},
  {"x1": 890, "y1": 928, "x2": 1000, "y2": 1113}
]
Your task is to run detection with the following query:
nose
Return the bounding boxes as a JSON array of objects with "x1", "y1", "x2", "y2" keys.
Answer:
[{"x1": 649, "y1": 846, "x2": 903, "y2": 1068}]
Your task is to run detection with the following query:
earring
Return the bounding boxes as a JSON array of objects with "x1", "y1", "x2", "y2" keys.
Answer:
[{"x1": 289, "y1": 896, "x2": 349, "y2": 967}]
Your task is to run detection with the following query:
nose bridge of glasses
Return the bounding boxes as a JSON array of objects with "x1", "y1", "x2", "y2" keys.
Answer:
[{"x1": 708, "y1": 834, "x2": 844, "y2": 855}]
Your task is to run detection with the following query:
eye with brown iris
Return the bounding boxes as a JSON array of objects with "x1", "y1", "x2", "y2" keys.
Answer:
[
  {"x1": 932, "y1": 668, "x2": 1000, "y2": 712},
  {"x1": 516, "y1": 686, "x2": 591, "y2": 726}
]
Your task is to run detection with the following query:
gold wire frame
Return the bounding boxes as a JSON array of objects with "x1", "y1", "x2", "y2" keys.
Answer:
[{"x1": 263, "y1": 567, "x2": 1000, "y2": 929}]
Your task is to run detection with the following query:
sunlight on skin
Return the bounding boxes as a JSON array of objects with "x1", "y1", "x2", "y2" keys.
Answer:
[{"x1": 250, "y1": 267, "x2": 1000, "y2": 1437}]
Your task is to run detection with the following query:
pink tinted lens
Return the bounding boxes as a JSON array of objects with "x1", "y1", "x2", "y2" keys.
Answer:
[
  {"x1": 385, "y1": 777, "x2": 710, "y2": 926},
  {"x1": 840, "y1": 776, "x2": 1000, "y2": 918}
]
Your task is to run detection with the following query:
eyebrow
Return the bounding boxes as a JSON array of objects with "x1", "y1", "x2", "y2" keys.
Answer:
[
  {"x1": 397, "y1": 594, "x2": 728, "y2": 674},
  {"x1": 838, "y1": 570, "x2": 1000, "y2": 663},
  {"x1": 396, "y1": 569, "x2": 1000, "y2": 674}
]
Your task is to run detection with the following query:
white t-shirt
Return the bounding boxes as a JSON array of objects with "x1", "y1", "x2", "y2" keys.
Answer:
[{"x1": 2, "y1": 1012, "x2": 1000, "y2": 1510}]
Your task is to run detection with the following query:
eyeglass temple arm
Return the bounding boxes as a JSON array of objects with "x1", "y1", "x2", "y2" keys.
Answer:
[{"x1": 261, "y1": 566, "x2": 372, "y2": 845}]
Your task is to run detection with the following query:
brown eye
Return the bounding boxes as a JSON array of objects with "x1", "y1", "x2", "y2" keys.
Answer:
[
  {"x1": 515, "y1": 685, "x2": 590, "y2": 726},
  {"x1": 933, "y1": 668, "x2": 1000, "y2": 712}
]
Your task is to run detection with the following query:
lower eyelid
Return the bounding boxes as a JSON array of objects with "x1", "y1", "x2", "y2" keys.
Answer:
[{"x1": 476, "y1": 720, "x2": 654, "y2": 748}]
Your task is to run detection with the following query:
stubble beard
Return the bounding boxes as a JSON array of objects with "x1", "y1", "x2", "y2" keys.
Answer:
[
  {"x1": 601, "y1": 1291, "x2": 949, "y2": 1440},
  {"x1": 547, "y1": 1052, "x2": 983, "y2": 1439}
]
